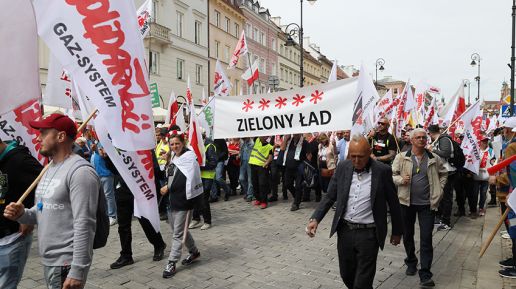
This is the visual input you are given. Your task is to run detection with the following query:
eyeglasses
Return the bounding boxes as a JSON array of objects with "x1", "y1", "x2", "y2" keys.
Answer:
[
  {"x1": 377, "y1": 122, "x2": 388, "y2": 126},
  {"x1": 414, "y1": 136, "x2": 428, "y2": 140}
]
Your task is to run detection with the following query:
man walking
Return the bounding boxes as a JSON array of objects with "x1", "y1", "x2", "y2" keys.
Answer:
[
  {"x1": 306, "y1": 135, "x2": 403, "y2": 289},
  {"x1": 4, "y1": 113, "x2": 100, "y2": 289},
  {"x1": 392, "y1": 128, "x2": 448, "y2": 287},
  {"x1": 0, "y1": 139, "x2": 43, "y2": 288},
  {"x1": 368, "y1": 117, "x2": 397, "y2": 165}
]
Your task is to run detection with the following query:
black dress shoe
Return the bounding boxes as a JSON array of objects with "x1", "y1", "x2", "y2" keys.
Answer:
[
  {"x1": 153, "y1": 244, "x2": 166, "y2": 261},
  {"x1": 290, "y1": 204, "x2": 299, "y2": 211},
  {"x1": 420, "y1": 278, "x2": 435, "y2": 287},
  {"x1": 224, "y1": 194, "x2": 229, "y2": 201},
  {"x1": 454, "y1": 211, "x2": 465, "y2": 217},
  {"x1": 268, "y1": 196, "x2": 278, "y2": 202},
  {"x1": 209, "y1": 198, "x2": 219, "y2": 203},
  {"x1": 110, "y1": 256, "x2": 134, "y2": 269}
]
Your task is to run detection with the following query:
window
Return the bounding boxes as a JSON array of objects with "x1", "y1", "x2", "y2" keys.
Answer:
[
  {"x1": 280, "y1": 68, "x2": 284, "y2": 80},
  {"x1": 215, "y1": 10, "x2": 220, "y2": 27},
  {"x1": 253, "y1": 28, "x2": 258, "y2": 41},
  {"x1": 280, "y1": 45, "x2": 284, "y2": 56},
  {"x1": 225, "y1": 17, "x2": 230, "y2": 33},
  {"x1": 224, "y1": 45, "x2": 230, "y2": 63},
  {"x1": 234, "y1": 23, "x2": 240, "y2": 37},
  {"x1": 234, "y1": 79, "x2": 239, "y2": 95},
  {"x1": 177, "y1": 58, "x2": 184, "y2": 80},
  {"x1": 215, "y1": 40, "x2": 220, "y2": 58},
  {"x1": 271, "y1": 39, "x2": 276, "y2": 51},
  {"x1": 195, "y1": 64, "x2": 202, "y2": 84},
  {"x1": 393, "y1": 88, "x2": 398, "y2": 95},
  {"x1": 259, "y1": 58, "x2": 265, "y2": 73},
  {"x1": 194, "y1": 21, "x2": 202, "y2": 44},
  {"x1": 271, "y1": 63, "x2": 276, "y2": 76},
  {"x1": 152, "y1": 0, "x2": 158, "y2": 22},
  {"x1": 260, "y1": 32, "x2": 264, "y2": 46},
  {"x1": 245, "y1": 23, "x2": 251, "y2": 36},
  {"x1": 149, "y1": 50, "x2": 159, "y2": 75},
  {"x1": 176, "y1": 12, "x2": 184, "y2": 37}
]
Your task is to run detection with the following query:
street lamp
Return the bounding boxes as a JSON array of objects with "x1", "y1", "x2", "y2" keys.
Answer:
[
  {"x1": 463, "y1": 79, "x2": 471, "y2": 106},
  {"x1": 375, "y1": 58, "x2": 385, "y2": 86},
  {"x1": 470, "y1": 53, "x2": 481, "y2": 101}
]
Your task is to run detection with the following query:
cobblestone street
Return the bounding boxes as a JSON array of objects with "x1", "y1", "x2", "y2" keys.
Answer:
[{"x1": 18, "y1": 195, "x2": 513, "y2": 289}]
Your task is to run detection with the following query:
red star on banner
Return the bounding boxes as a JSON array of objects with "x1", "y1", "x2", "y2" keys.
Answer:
[
  {"x1": 242, "y1": 99, "x2": 254, "y2": 112},
  {"x1": 258, "y1": 98, "x2": 271, "y2": 111},
  {"x1": 275, "y1": 96, "x2": 287, "y2": 109},
  {"x1": 310, "y1": 90, "x2": 323, "y2": 104},
  {"x1": 292, "y1": 94, "x2": 305, "y2": 107}
]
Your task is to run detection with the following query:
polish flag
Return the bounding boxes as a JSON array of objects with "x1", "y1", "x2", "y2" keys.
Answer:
[
  {"x1": 186, "y1": 77, "x2": 205, "y2": 166},
  {"x1": 228, "y1": 30, "x2": 248, "y2": 69},
  {"x1": 241, "y1": 59, "x2": 260, "y2": 86},
  {"x1": 166, "y1": 90, "x2": 179, "y2": 125}
]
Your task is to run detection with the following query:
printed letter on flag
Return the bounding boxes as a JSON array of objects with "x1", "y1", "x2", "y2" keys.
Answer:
[
  {"x1": 137, "y1": 0, "x2": 153, "y2": 38},
  {"x1": 214, "y1": 78, "x2": 358, "y2": 138},
  {"x1": 33, "y1": 0, "x2": 156, "y2": 151},
  {"x1": 228, "y1": 31, "x2": 248, "y2": 69},
  {"x1": 459, "y1": 101, "x2": 482, "y2": 174},
  {"x1": 214, "y1": 60, "x2": 232, "y2": 96}
]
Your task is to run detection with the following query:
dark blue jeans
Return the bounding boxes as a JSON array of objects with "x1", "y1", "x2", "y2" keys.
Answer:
[
  {"x1": 211, "y1": 161, "x2": 231, "y2": 199},
  {"x1": 473, "y1": 180, "x2": 489, "y2": 210},
  {"x1": 401, "y1": 204, "x2": 435, "y2": 281}
]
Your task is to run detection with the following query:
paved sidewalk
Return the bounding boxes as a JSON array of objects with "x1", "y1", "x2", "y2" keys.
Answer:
[{"x1": 18, "y1": 195, "x2": 503, "y2": 289}]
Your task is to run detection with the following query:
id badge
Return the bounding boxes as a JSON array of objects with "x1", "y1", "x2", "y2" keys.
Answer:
[{"x1": 0, "y1": 173, "x2": 8, "y2": 204}]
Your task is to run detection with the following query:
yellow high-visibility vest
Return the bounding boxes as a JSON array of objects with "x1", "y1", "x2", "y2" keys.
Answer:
[
  {"x1": 248, "y1": 138, "x2": 273, "y2": 167},
  {"x1": 200, "y1": 143, "x2": 216, "y2": 179}
]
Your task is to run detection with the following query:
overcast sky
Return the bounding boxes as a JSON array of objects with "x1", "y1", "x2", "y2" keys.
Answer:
[{"x1": 259, "y1": 0, "x2": 511, "y2": 102}]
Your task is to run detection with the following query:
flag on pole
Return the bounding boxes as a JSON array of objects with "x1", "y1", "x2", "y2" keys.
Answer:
[
  {"x1": 459, "y1": 101, "x2": 482, "y2": 174},
  {"x1": 137, "y1": 0, "x2": 153, "y2": 38},
  {"x1": 424, "y1": 94, "x2": 439, "y2": 129},
  {"x1": 328, "y1": 61, "x2": 337, "y2": 82},
  {"x1": 186, "y1": 78, "x2": 206, "y2": 166},
  {"x1": 228, "y1": 30, "x2": 248, "y2": 69},
  {"x1": 441, "y1": 83, "x2": 466, "y2": 138},
  {"x1": 351, "y1": 64, "x2": 379, "y2": 136},
  {"x1": 44, "y1": 54, "x2": 74, "y2": 109},
  {"x1": 214, "y1": 60, "x2": 231, "y2": 96},
  {"x1": 374, "y1": 89, "x2": 397, "y2": 122},
  {"x1": 241, "y1": 59, "x2": 260, "y2": 86},
  {"x1": 394, "y1": 80, "x2": 415, "y2": 136},
  {"x1": 165, "y1": 91, "x2": 179, "y2": 125}
]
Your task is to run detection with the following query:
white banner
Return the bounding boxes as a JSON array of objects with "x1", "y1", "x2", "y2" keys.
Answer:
[
  {"x1": 33, "y1": 0, "x2": 155, "y2": 151},
  {"x1": 94, "y1": 117, "x2": 160, "y2": 232},
  {"x1": 0, "y1": 98, "x2": 46, "y2": 165},
  {"x1": 44, "y1": 54, "x2": 73, "y2": 109},
  {"x1": 214, "y1": 78, "x2": 357, "y2": 138},
  {"x1": 0, "y1": 0, "x2": 40, "y2": 116}
]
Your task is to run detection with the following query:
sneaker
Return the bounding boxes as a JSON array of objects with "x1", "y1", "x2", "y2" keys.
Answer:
[
  {"x1": 110, "y1": 256, "x2": 134, "y2": 269},
  {"x1": 181, "y1": 250, "x2": 200, "y2": 266},
  {"x1": 200, "y1": 223, "x2": 211, "y2": 230},
  {"x1": 260, "y1": 202, "x2": 268, "y2": 209},
  {"x1": 405, "y1": 266, "x2": 417, "y2": 276},
  {"x1": 437, "y1": 223, "x2": 451, "y2": 231},
  {"x1": 153, "y1": 244, "x2": 166, "y2": 261},
  {"x1": 499, "y1": 267, "x2": 516, "y2": 278},
  {"x1": 502, "y1": 232, "x2": 511, "y2": 239},
  {"x1": 478, "y1": 209, "x2": 485, "y2": 216},
  {"x1": 189, "y1": 220, "x2": 201, "y2": 229},
  {"x1": 254, "y1": 200, "x2": 261, "y2": 206},
  {"x1": 109, "y1": 217, "x2": 117, "y2": 226},
  {"x1": 420, "y1": 278, "x2": 435, "y2": 287},
  {"x1": 500, "y1": 258, "x2": 514, "y2": 269},
  {"x1": 290, "y1": 204, "x2": 299, "y2": 211},
  {"x1": 246, "y1": 196, "x2": 253, "y2": 202},
  {"x1": 162, "y1": 261, "x2": 176, "y2": 278}
]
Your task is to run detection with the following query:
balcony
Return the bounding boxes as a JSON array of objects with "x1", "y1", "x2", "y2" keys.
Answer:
[{"x1": 147, "y1": 22, "x2": 171, "y2": 46}]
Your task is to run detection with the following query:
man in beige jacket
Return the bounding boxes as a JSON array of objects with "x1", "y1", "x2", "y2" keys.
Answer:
[{"x1": 392, "y1": 128, "x2": 447, "y2": 288}]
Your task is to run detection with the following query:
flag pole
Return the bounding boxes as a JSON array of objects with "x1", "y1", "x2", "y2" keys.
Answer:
[
  {"x1": 246, "y1": 53, "x2": 254, "y2": 94},
  {"x1": 479, "y1": 207, "x2": 510, "y2": 257},
  {"x1": 16, "y1": 108, "x2": 99, "y2": 205},
  {"x1": 431, "y1": 101, "x2": 480, "y2": 146}
]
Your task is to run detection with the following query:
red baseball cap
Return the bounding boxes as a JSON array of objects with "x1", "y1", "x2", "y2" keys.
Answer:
[{"x1": 29, "y1": 113, "x2": 78, "y2": 139}]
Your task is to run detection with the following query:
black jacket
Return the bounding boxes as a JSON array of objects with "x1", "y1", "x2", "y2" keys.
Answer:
[
  {"x1": 311, "y1": 159, "x2": 403, "y2": 249},
  {"x1": 0, "y1": 143, "x2": 43, "y2": 238},
  {"x1": 213, "y1": 139, "x2": 228, "y2": 162}
]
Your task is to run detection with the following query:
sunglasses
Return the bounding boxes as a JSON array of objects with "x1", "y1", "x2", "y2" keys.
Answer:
[
  {"x1": 414, "y1": 136, "x2": 428, "y2": 140},
  {"x1": 377, "y1": 122, "x2": 388, "y2": 126}
]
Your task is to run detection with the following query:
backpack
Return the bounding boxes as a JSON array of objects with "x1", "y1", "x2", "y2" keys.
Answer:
[
  {"x1": 302, "y1": 161, "x2": 318, "y2": 188},
  {"x1": 67, "y1": 158, "x2": 109, "y2": 249},
  {"x1": 439, "y1": 135, "x2": 465, "y2": 169}
]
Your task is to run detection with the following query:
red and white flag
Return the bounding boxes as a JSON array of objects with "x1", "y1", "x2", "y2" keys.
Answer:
[
  {"x1": 228, "y1": 30, "x2": 248, "y2": 69},
  {"x1": 186, "y1": 78, "x2": 206, "y2": 166},
  {"x1": 33, "y1": 0, "x2": 155, "y2": 151},
  {"x1": 394, "y1": 80, "x2": 415, "y2": 136},
  {"x1": 459, "y1": 101, "x2": 482, "y2": 174},
  {"x1": 424, "y1": 94, "x2": 439, "y2": 129},
  {"x1": 165, "y1": 91, "x2": 179, "y2": 125},
  {"x1": 440, "y1": 83, "x2": 466, "y2": 138},
  {"x1": 374, "y1": 89, "x2": 397, "y2": 122},
  {"x1": 241, "y1": 59, "x2": 260, "y2": 86},
  {"x1": 137, "y1": 0, "x2": 153, "y2": 38},
  {"x1": 214, "y1": 60, "x2": 231, "y2": 96}
]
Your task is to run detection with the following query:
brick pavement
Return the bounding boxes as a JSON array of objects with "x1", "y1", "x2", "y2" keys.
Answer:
[{"x1": 18, "y1": 195, "x2": 501, "y2": 289}]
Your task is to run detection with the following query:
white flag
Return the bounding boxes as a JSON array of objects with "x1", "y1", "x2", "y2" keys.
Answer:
[
  {"x1": 33, "y1": 0, "x2": 156, "y2": 151},
  {"x1": 228, "y1": 30, "x2": 248, "y2": 69},
  {"x1": 44, "y1": 54, "x2": 73, "y2": 109},
  {"x1": 0, "y1": 0, "x2": 40, "y2": 115},
  {"x1": 351, "y1": 64, "x2": 379, "y2": 136},
  {"x1": 459, "y1": 101, "x2": 482, "y2": 174},
  {"x1": 199, "y1": 96, "x2": 215, "y2": 139},
  {"x1": 328, "y1": 61, "x2": 337, "y2": 82},
  {"x1": 186, "y1": 78, "x2": 206, "y2": 166},
  {"x1": 374, "y1": 89, "x2": 396, "y2": 122},
  {"x1": 137, "y1": 0, "x2": 153, "y2": 38},
  {"x1": 214, "y1": 60, "x2": 231, "y2": 96}
]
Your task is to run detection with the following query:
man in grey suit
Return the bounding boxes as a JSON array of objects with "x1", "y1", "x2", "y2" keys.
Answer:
[{"x1": 306, "y1": 135, "x2": 403, "y2": 289}]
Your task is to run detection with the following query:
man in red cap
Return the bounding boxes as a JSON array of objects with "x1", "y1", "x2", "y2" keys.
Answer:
[{"x1": 3, "y1": 113, "x2": 101, "y2": 289}]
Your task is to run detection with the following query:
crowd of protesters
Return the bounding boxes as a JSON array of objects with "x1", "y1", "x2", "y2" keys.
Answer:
[{"x1": 2, "y1": 111, "x2": 516, "y2": 288}]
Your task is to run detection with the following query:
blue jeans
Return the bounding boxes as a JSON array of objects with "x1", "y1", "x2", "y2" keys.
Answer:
[
  {"x1": 101, "y1": 176, "x2": 117, "y2": 218},
  {"x1": 474, "y1": 180, "x2": 489, "y2": 210},
  {"x1": 0, "y1": 234, "x2": 32, "y2": 289},
  {"x1": 211, "y1": 161, "x2": 231, "y2": 199},
  {"x1": 239, "y1": 160, "x2": 253, "y2": 198}
]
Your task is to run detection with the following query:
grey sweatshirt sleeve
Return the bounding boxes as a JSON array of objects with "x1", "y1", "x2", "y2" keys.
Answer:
[
  {"x1": 17, "y1": 206, "x2": 38, "y2": 225},
  {"x1": 67, "y1": 166, "x2": 99, "y2": 281},
  {"x1": 433, "y1": 137, "x2": 452, "y2": 159}
]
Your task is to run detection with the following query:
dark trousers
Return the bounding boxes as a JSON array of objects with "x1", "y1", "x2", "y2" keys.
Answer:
[
  {"x1": 284, "y1": 166, "x2": 303, "y2": 206},
  {"x1": 115, "y1": 188, "x2": 165, "y2": 258},
  {"x1": 226, "y1": 161, "x2": 240, "y2": 192},
  {"x1": 270, "y1": 161, "x2": 286, "y2": 199},
  {"x1": 401, "y1": 204, "x2": 434, "y2": 281},
  {"x1": 438, "y1": 172, "x2": 456, "y2": 225},
  {"x1": 488, "y1": 184, "x2": 497, "y2": 204},
  {"x1": 502, "y1": 202, "x2": 510, "y2": 231},
  {"x1": 251, "y1": 164, "x2": 270, "y2": 203},
  {"x1": 337, "y1": 224, "x2": 379, "y2": 289},
  {"x1": 473, "y1": 180, "x2": 489, "y2": 210},
  {"x1": 303, "y1": 168, "x2": 321, "y2": 201},
  {"x1": 193, "y1": 178, "x2": 213, "y2": 224},
  {"x1": 456, "y1": 173, "x2": 476, "y2": 214}
]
